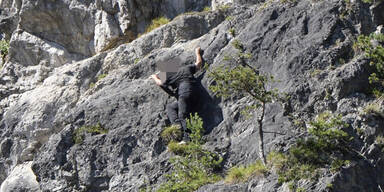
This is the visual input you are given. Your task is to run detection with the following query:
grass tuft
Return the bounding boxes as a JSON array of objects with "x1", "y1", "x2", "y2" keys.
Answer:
[
  {"x1": 225, "y1": 160, "x2": 268, "y2": 184},
  {"x1": 73, "y1": 123, "x2": 108, "y2": 144},
  {"x1": 161, "y1": 125, "x2": 182, "y2": 143},
  {"x1": 144, "y1": 17, "x2": 170, "y2": 34}
]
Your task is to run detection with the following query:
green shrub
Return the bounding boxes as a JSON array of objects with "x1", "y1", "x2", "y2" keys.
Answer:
[
  {"x1": 186, "y1": 113, "x2": 204, "y2": 144},
  {"x1": 361, "y1": 0, "x2": 384, "y2": 3},
  {"x1": 73, "y1": 123, "x2": 108, "y2": 144},
  {"x1": 218, "y1": 4, "x2": 231, "y2": 11},
  {"x1": 203, "y1": 6, "x2": 211, "y2": 12},
  {"x1": 267, "y1": 151, "x2": 288, "y2": 170},
  {"x1": 144, "y1": 17, "x2": 170, "y2": 34},
  {"x1": 209, "y1": 40, "x2": 279, "y2": 165},
  {"x1": 0, "y1": 40, "x2": 9, "y2": 59},
  {"x1": 89, "y1": 82, "x2": 96, "y2": 89},
  {"x1": 280, "y1": 0, "x2": 298, "y2": 4},
  {"x1": 89, "y1": 73, "x2": 108, "y2": 89},
  {"x1": 225, "y1": 16, "x2": 233, "y2": 21},
  {"x1": 229, "y1": 28, "x2": 235, "y2": 36},
  {"x1": 224, "y1": 160, "x2": 268, "y2": 184},
  {"x1": 158, "y1": 114, "x2": 223, "y2": 192},
  {"x1": 375, "y1": 135, "x2": 384, "y2": 146},
  {"x1": 355, "y1": 127, "x2": 364, "y2": 136},
  {"x1": 363, "y1": 103, "x2": 382, "y2": 115},
  {"x1": 354, "y1": 33, "x2": 384, "y2": 95},
  {"x1": 269, "y1": 112, "x2": 352, "y2": 186},
  {"x1": 330, "y1": 159, "x2": 350, "y2": 173},
  {"x1": 97, "y1": 73, "x2": 107, "y2": 81},
  {"x1": 161, "y1": 125, "x2": 182, "y2": 144},
  {"x1": 296, "y1": 187, "x2": 305, "y2": 192},
  {"x1": 167, "y1": 141, "x2": 201, "y2": 156}
]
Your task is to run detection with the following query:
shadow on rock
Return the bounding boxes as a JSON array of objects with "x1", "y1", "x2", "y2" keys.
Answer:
[{"x1": 194, "y1": 72, "x2": 223, "y2": 135}]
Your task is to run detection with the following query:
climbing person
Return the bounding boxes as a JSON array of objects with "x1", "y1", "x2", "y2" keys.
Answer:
[{"x1": 150, "y1": 47, "x2": 203, "y2": 144}]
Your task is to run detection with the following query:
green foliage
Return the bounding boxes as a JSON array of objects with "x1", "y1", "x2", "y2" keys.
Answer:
[
  {"x1": 375, "y1": 135, "x2": 384, "y2": 146},
  {"x1": 89, "y1": 82, "x2": 96, "y2": 89},
  {"x1": 167, "y1": 141, "x2": 201, "y2": 156},
  {"x1": 354, "y1": 34, "x2": 384, "y2": 94},
  {"x1": 224, "y1": 160, "x2": 268, "y2": 184},
  {"x1": 267, "y1": 151, "x2": 288, "y2": 170},
  {"x1": 209, "y1": 39, "x2": 280, "y2": 165},
  {"x1": 330, "y1": 159, "x2": 350, "y2": 173},
  {"x1": 229, "y1": 28, "x2": 235, "y2": 36},
  {"x1": 209, "y1": 65, "x2": 277, "y2": 104},
  {"x1": 225, "y1": 16, "x2": 233, "y2": 21},
  {"x1": 356, "y1": 127, "x2": 364, "y2": 136},
  {"x1": 363, "y1": 103, "x2": 382, "y2": 115},
  {"x1": 73, "y1": 123, "x2": 108, "y2": 144},
  {"x1": 361, "y1": 0, "x2": 384, "y2": 3},
  {"x1": 310, "y1": 69, "x2": 322, "y2": 77},
  {"x1": 135, "y1": 58, "x2": 140, "y2": 64},
  {"x1": 296, "y1": 187, "x2": 305, "y2": 192},
  {"x1": 90, "y1": 73, "x2": 108, "y2": 89},
  {"x1": 268, "y1": 112, "x2": 352, "y2": 185},
  {"x1": 158, "y1": 115, "x2": 223, "y2": 192},
  {"x1": 186, "y1": 113, "x2": 204, "y2": 144},
  {"x1": 161, "y1": 125, "x2": 182, "y2": 144},
  {"x1": 144, "y1": 17, "x2": 170, "y2": 34},
  {"x1": 232, "y1": 39, "x2": 243, "y2": 50},
  {"x1": 97, "y1": 73, "x2": 107, "y2": 81},
  {"x1": 218, "y1": 4, "x2": 231, "y2": 11},
  {"x1": 203, "y1": 6, "x2": 211, "y2": 12},
  {"x1": 0, "y1": 40, "x2": 9, "y2": 59},
  {"x1": 280, "y1": 0, "x2": 298, "y2": 4}
]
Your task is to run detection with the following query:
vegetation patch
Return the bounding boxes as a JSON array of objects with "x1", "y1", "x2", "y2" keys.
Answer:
[
  {"x1": 375, "y1": 135, "x2": 384, "y2": 151},
  {"x1": 0, "y1": 40, "x2": 9, "y2": 61},
  {"x1": 353, "y1": 33, "x2": 384, "y2": 96},
  {"x1": 203, "y1": 6, "x2": 211, "y2": 12},
  {"x1": 362, "y1": 103, "x2": 383, "y2": 117},
  {"x1": 73, "y1": 123, "x2": 108, "y2": 144},
  {"x1": 143, "y1": 17, "x2": 170, "y2": 35},
  {"x1": 361, "y1": 0, "x2": 384, "y2": 3},
  {"x1": 161, "y1": 125, "x2": 182, "y2": 144},
  {"x1": 267, "y1": 112, "x2": 352, "y2": 190},
  {"x1": 157, "y1": 114, "x2": 223, "y2": 192},
  {"x1": 90, "y1": 73, "x2": 108, "y2": 89},
  {"x1": 224, "y1": 160, "x2": 268, "y2": 184},
  {"x1": 218, "y1": 4, "x2": 231, "y2": 11},
  {"x1": 209, "y1": 39, "x2": 279, "y2": 165}
]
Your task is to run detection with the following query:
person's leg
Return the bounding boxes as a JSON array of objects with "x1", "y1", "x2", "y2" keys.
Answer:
[
  {"x1": 166, "y1": 101, "x2": 179, "y2": 125},
  {"x1": 178, "y1": 94, "x2": 193, "y2": 141}
]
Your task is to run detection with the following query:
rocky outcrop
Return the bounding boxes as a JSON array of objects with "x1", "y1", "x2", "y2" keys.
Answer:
[
  {"x1": 0, "y1": 162, "x2": 39, "y2": 192},
  {"x1": 0, "y1": 0, "x2": 384, "y2": 191},
  {"x1": 0, "y1": 0, "x2": 211, "y2": 95}
]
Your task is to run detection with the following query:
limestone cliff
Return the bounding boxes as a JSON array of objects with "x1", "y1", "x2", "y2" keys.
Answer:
[{"x1": 0, "y1": 0, "x2": 383, "y2": 191}]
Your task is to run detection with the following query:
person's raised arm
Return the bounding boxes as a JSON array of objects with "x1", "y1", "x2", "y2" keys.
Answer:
[{"x1": 194, "y1": 47, "x2": 202, "y2": 70}]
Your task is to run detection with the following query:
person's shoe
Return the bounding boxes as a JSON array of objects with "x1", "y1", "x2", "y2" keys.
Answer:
[{"x1": 178, "y1": 140, "x2": 187, "y2": 145}]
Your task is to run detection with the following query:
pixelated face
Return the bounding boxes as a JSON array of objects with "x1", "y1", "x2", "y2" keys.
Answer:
[{"x1": 156, "y1": 57, "x2": 181, "y2": 72}]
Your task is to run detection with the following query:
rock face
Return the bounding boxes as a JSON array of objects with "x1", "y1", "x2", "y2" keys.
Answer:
[
  {"x1": 0, "y1": 162, "x2": 39, "y2": 192},
  {"x1": 0, "y1": 0, "x2": 384, "y2": 191}
]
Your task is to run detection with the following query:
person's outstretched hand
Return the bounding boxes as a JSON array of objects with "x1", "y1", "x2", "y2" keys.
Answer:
[{"x1": 150, "y1": 74, "x2": 162, "y2": 86}]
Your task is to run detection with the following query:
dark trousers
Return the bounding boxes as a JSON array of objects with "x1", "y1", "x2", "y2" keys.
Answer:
[{"x1": 166, "y1": 91, "x2": 198, "y2": 140}]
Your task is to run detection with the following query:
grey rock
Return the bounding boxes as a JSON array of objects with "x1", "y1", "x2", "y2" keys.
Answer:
[
  {"x1": 0, "y1": 162, "x2": 40, "y2": 192},
  {"x1": 0, "y1": 0, "x2": 384, "y2": 191}
]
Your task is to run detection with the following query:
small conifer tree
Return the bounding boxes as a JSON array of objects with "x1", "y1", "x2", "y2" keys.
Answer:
[{"x1": 208, "y1": 40, "x2": 279, "y2": 165}]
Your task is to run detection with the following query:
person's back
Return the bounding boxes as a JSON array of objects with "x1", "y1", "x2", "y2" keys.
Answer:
[{"x1": 163, "y1": 64, "x2": 198, "y2": 95}]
